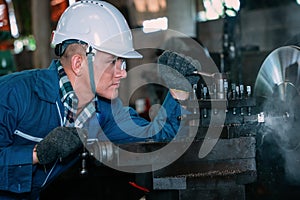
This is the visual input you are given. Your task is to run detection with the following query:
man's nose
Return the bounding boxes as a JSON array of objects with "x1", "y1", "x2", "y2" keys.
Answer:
[
  {"x1": 117, "y1": 68, "x2": 127, "y2": 78},
  {"x1": 115, "y1": 62, "x2": 127, "y2": 78}
]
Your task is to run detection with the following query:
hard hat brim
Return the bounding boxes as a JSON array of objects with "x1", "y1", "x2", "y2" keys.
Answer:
[{"x1": 121, "y1": 50, "x2": 143, "y2": 59}]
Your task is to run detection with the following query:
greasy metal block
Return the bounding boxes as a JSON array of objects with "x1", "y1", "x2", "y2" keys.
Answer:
[
  {"x1": 153, "y1": 158, "x2": 256, "y2": 182},
  {"x1": 204, "y1": 137, "x2": 256, "y2": 160},
  {"x1": 179, "y1": 183, "x2": 246, "y2": 200},
  {"x1": 153, "y1": 177, "x2": 187, "y2": 190},
  {"x1": 153, "y1": 137, "x2": 257, "y2": 185},
  {"x1": 177, "y1": 137, "x2": 256, "y2": 161}
]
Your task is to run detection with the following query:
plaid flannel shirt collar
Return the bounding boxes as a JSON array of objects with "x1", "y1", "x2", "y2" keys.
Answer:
[
  {"x1": 57, "y1": 62, "x2": 96, "y2": 128},
  {"x1": 57, "y1": 64, "x2": 74, "y2": 103}
]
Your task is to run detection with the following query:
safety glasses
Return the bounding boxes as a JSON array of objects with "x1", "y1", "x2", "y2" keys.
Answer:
[{"x1": 111, "y1": 57, "x2": 127, "y2": 71}]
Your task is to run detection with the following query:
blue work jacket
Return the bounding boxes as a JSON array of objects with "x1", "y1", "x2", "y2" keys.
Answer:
[{"x1": 0, "y1": 60, "x2": 185, "y2": 199}]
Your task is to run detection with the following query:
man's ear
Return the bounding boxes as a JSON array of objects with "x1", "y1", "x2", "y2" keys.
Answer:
[{"x1": 71, "y1": 54, "x2": 83, "y2": 76}]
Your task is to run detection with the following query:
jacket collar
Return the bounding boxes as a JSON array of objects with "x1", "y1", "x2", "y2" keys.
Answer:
[{"x1": 34, "y1": 60, "x2": 60, "y2": 103}]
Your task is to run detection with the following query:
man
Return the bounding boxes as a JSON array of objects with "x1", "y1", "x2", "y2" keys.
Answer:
[{"x1": 0, "y1": 1, "x2": 201, "y2": 199}]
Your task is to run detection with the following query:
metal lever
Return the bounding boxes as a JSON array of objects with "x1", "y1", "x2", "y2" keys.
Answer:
[
  {"x1": 80, "y1": 148, "x2": 89, "y2": 175},
  {"x1": 80, "y1": 133, "x2": 89, "y2": 175},
  {"x1": 193, "y1": 71, "x2": 215, "y2": 78}
]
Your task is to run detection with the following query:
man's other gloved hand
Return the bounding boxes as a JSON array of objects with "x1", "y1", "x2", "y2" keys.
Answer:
[
  {"x1": 158, "y1": 50, "x2": 201, "y2": 92},
  {"x1": 36, "y1": 127, "x2": 87, "y2": 165}
]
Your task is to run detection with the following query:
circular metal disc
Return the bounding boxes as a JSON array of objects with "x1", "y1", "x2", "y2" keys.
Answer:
[
  {"x1": 254, "y1": 45, "x2": 300, "y2": 104},
  {"x1": 254, "y1": 45, "x2": 300, "y2": 151}
]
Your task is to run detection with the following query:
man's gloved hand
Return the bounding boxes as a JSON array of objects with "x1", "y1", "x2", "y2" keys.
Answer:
[
  {"x1": 36, "y1": 127, "x2": 87, "y2": 165},
  {"x1": 158, "y1": 50, "x2": 201, "y2": 92}
]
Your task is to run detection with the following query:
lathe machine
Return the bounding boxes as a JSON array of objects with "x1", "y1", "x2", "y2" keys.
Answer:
[{"x1": 41, "y1": 45, "x2": 300, "y2": 200}]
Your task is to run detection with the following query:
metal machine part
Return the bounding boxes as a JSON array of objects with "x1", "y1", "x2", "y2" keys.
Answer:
[
  {"x1": 253, "y1": 45, "x2": 300, "y2": 191},
  {"x1": 86, "y1": 139, "x2": 114, "y2": 162},
  {"x1": 254, "y1": 45, "x2": 300, "y2": 103},
  {"x1": 254, "y1": 45, "x2": 300, "y2": 151},
  {"x1": 143, "y1": 57, "x2": 259, "y2": 199},
  {"x1": 147, "y1": 46, "x2": 300, "y2": 199}
]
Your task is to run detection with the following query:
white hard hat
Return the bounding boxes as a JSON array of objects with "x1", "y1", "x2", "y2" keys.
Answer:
[{"x1": 52, "y1": 0, "x2": 142, "y2": 59}]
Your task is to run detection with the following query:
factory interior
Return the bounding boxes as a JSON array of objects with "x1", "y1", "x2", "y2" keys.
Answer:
[{"x1": 1, "y1": 0, "x2": 300, "y2": 199}]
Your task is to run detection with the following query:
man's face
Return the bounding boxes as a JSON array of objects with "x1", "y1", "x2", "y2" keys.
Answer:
[{"x1": 93, "y1": 51, "x2": 127, "y2": 99}]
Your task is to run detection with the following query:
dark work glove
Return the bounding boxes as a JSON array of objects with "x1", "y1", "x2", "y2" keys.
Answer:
[
  {"x1": 158, "y1": 50, "x2": 201, "y2": 92},
  {"x1": 36, "y1": 127, "x2": 87, "y2": 165}
]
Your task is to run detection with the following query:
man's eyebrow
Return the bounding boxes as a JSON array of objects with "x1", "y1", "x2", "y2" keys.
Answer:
[{"x1": 107, "y1": 55, "x2": 117, "y2": 60}]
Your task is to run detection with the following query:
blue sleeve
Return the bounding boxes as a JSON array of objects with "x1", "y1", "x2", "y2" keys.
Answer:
[
  {"x1": 96, "y1": 92, "x2": 187, "y2": 144},
  {"x1": 0, "y1": 86, "x2": 34, "y2": 193}
]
